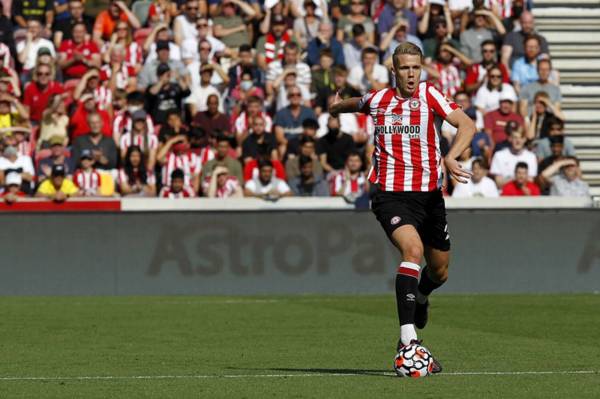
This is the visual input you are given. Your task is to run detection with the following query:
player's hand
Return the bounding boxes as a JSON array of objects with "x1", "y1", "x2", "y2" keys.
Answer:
[
  {"x1": 444, "y1": 156, "x2": 472, "y2": 184},
  {"x1": 329, "y1": 91, "x2": 342, "y2": 118}
]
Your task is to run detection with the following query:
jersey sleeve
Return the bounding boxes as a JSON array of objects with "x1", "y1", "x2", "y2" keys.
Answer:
[
  {"x1": 357, "y1": 91, "x2": 376, "y2": 114},
  {"x1": 426, "y1": 84, "x2": 459, "y2": 119}
]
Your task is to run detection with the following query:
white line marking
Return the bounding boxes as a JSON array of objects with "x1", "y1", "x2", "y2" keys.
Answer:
[{"x1": 0, "y1": 370, "x2": 596, "y2": 382}]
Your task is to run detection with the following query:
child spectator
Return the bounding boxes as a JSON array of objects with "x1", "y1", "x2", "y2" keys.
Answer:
[
  {"x1": 118, "y1": 146, "x2": 157, "y2": 197},
  {"x1": 73, "y1": 149, "x2": 102, "y2": 197},
  {"x1": 159, "y1": 168, "x2": 196, "y2": 198},
  {"x1": 2, "y1": 173, "x2": 27, "y2": 203}
]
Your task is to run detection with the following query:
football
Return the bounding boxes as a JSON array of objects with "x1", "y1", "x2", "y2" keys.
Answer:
[{"x1": 393, "y1": 343, "x2": 435, "y2": 378}]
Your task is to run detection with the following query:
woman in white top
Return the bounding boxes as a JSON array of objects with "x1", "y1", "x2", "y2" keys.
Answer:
[{"x1": 474, "y1": 65, "x2": 517, "y2": 113}]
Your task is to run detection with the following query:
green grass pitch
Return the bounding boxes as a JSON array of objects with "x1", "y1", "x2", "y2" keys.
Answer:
[{"x1": 0, "y1": 294, "x2": 599, "y2": 398}]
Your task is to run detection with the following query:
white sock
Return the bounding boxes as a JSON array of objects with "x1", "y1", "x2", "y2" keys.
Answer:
[
  {"x1": 400, "y1": 323, "x2": 417, "y2": 346},
  {"x1": 416, "y1": 290, "x2": 428, "y2": 305}
]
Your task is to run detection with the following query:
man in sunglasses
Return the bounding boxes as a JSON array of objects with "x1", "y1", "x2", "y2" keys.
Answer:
[{"x1": 464, "y1": 40, "x2": 510, "y2": 95}]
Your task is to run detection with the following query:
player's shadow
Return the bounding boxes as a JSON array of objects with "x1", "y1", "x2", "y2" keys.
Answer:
[{"x1": 226, "y1": 367, "x2": 394, "y2": 378}]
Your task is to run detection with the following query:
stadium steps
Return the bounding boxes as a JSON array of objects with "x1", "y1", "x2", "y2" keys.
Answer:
[{"x1": 534, "y1": 1, "x2": 600, "y2": 198}]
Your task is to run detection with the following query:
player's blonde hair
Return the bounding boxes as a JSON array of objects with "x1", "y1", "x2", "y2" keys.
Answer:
[{"x1": 392, "y1": 42, "x2": 424, "y2": 69}]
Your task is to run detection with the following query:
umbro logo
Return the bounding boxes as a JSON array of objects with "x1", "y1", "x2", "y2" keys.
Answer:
[
  {"x1": 391, "y1": 216, "x2": 402, "y2": 225},
  {"x1": 406, "y1": 294, "x2": 416, "y2": 301}
]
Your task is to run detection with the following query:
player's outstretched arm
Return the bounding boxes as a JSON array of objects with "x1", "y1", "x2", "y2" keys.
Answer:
[
  {"x1": 329, "y1": 92, "x2": 362, "y2": 117},
  {"x1": 444, "y1": 109, "x2": 476, "y2": 183}
]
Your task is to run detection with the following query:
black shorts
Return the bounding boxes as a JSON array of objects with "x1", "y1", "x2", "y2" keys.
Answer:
[{"x1": 371, "y1": 188, "x2": 451, "y2": 251}]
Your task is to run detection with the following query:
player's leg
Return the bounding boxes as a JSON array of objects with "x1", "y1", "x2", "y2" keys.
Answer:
[{"x1": 390, "y1": 225, "x2": 425, "y2": 347}]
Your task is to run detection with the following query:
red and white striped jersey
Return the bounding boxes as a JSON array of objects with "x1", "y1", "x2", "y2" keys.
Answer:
[
  {"x1": 16, "y1": 140, "x2": 33, "y2": 157},
  {"x1": 119, "y1": 132, "x2": 159, "y2": 152},
  {"x1": 330, "y1": 171, "x2": 368, "y2": 197},
  {"x1": 201, "y1": 175, "x2": 241, "y2": 197},
  {"x1": 359, "y1": 82, "x2": 459, "y2": 192},
  {"x1": 487, "y1": 0, "x2": 512, "y2": 19},
  {"x1": 112, "y1": 113, "x2": 155, "y2": 144},
  {"x1": 161, "y1": 152, "x2": 202, "y2": 187},
  {"x1": 159, "y1": 186, "x2": 196, "y2": 198},
  {"x1": 431, "y1": 62, "x2": 462, "y2": 98},
  {"x1": 234, "y1": 111, "x2": 273, "y2": 136},
  {"x1": 73, "y1": 169, "x2": 102, "y2": 196},
  {"x1": 100, "y1": 62, "x2": 136, "y2": 91},
  {"x1": 93, "y1": 85, "x2": 112, "y2": 111},
  {"x1": 197, "y1": 146, "x2": 216, "y2": 167}
]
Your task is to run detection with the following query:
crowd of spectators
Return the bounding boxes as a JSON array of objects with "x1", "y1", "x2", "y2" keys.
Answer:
[{"x1": 0, "y1": 0, "x2": 590, "y2": 204}]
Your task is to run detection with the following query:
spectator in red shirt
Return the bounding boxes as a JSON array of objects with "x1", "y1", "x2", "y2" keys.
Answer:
[
  {"x1": 58, "y1": 22, "x2": 101, "y2": 80},
  {"x1": 23, "y1": 63, "x2": 63, "y2": 124},
  {"x1": 69, "y1": 93, "x2": 113, "y2": 140},
  {"x1": 483, "y1": 91, "x2": 525, "y2": 149},
  {"x1": 501, "y1": 162, "x2": 541, "y2": 196}
]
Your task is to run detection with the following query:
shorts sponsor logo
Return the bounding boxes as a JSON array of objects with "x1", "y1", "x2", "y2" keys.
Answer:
[
  {"x1": 409, "y1": 99, "x2": 420, "y2": 110},
  {"x1": 391, "y1": 216, "x2": 401, "y2": 225}
]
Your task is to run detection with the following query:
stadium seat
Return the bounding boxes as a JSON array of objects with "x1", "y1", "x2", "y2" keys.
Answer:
[{"x1": 132, "y1": 1, "x2": 152, "y2": 28}]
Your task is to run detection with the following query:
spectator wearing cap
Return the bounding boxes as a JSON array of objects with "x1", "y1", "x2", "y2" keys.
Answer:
[
  {"x1": 306, "y1": 20, "x2": 345, "y2": 68},
  {"x1": 37, "y1": 135, "x2": 75, "y2": 180},
  {"x1": 71, "y1": 112, "x2": 118, "y2": 171},
  {"x1": 2, "y1": 173, "x2": 27, "y2": 203},
  {"x1": 227, "y1": 44, "x2": 264, "y2": 93},
  {"x1": 173, "y1": 0, "x2": 201, "y2": 46},
  {"x1": 288, "y1": 155, "x2": 329, "y2": 197},
  {"x1": 501, "y1": 162, "x2": 540, "y2": 196},
  {"x1": 474, "y1": 65, "x2": 518, "y2": 114},
  {"x1": 336, "y1": 0, "x2": 375, "y2": 45},
  {"x1": 490, "y1": 126, "x2": 537, "y2": 189},
  {"x1": 519, "y1": 59, "x2": 562, "y2": 118},
  {"x1": 285, "y1": 135, "x2": 322, "y2": 181},
  {"x1": 144, "y1": 23, "x2": 182, "y2": 66},
  {"x1": 100, "y1": 44, "x2": 137, "y2": 93},
  {"x1": 69, "y1": 93, "x2": 112, "y2": 140},
  {"x1": 266, "y1": 42, "x2": 311, "y2": 102},
  {"x1": 36, "y1": 164, "x2": 80, "y2": 201},
  {"x1": 138, "y1": 39, "x2": 189, "y2": 91},
  {"x1": 38, "y1": 96, "x2": 69, "y2": 149},
  {"x1": 380, "y1": 18, "x2": 423, "y2": 68},
  {"x1": 192, "y1": 94, "x2": 231, "y2": 139},
  {"x1": 185, "y1": 63, "x2": 222, "y2": 117},
  {"x1": 57, "y1": 22, "x2": 101, "y2": 80},
  {"x1": 464, "y1": 40, "x2": 510, "y2": 95},
  {"x1": 452, "y1": 158, "x2": 499, "y2": 198},
  {"x1": 538, "y1": 156, "x2": 590, "y2": 197},
  {"x1": 213, "y1": 0, "x2": 256, "y2": 49},
  {"x1": 53, "y1": 0, "x2": 95, "y2": 47},
  {"x1": 241, "y1": 115, "x2": 278, "y2": 163},
  {"x1": 378, "y1": 0, "x2": 418, "y2": 38},
  {"x1": 459, "y1": 8, "x2": 505, "y2": 64},
  {"x1": 12, "y1": 0, "x2": 53, "y2": 30},
  {"x1": 23, "y1": 63, "x2": 63, "y2": 125},
  {"x1": 92, "y1": 0, "x2": 141, "y2": 48},
  {"x1": 501, "y1": 11, "x2": 549, "y2": 71},
  {"x1": 347, "y1": 47, "x2": 389, "y2": 93},
  {"x1": 119, "y1": 110, "x2": 158, "y2": 170},
  {"x1": 273, "y1": 85, "x2": 317, "y2": 157},
  {"x1": 511, "y1": 35, "x2": 545, "y2": 92},
  {"x1": 159, "y1": 168, "x2": 196, "y2": 198},
  {"x1": 257, "y1": 13, "x2": 293, "y2": 70},
  {"x1": 534, "y1": 116, "x2": 575, "y2": 161},
  {"x1": 201, "y1": 136, "x2": 243, "y2": 184},
  {"x1": 148, "y1": 62, "x2": 191, "y2": 125},
  {"x1": 73, "y1": 149, "x2": 102, "y2": 197},
  {"x1": 118, "y1": 145, "x2": 157, "y2": 197},
  {"x1": 204, "y1": 165, "x2": 243, "y2": 198},
  {"x1": 422, "y1": 16, "x2": 459, "y2": 61},
  {"x1": 317, "y1": 116, "x2": 356, "y2": 174},
  {"x1": 483, "y1": 91, "x2": 524, "y2": 148},
  {"x1": 0, "y1": 145, "x2": 34, "y2": 194},
  {"x1": 157, "y1": 134, "x2": 201, "y2": 194},
  {"x1": 292, "y1": 0, "x2": 320, "y2": 50},
  {"x1": 244, "y1": 158, "x2": 292, "y2": 200}
]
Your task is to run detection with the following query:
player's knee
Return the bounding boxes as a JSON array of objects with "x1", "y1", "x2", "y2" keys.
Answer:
[
  {"x1": 403, "y1": 247, "x2": 423, "y2": 263},
  {"x1": 429, "y1": 262, "x2": 449, "y2": 283}
]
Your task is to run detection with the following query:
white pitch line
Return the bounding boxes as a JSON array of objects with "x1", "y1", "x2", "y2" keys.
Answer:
[{"x1": 0, "y1": 370, "x2": 596, "y2": 382}]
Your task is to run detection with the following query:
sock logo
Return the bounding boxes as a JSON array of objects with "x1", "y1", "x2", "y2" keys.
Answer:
[
  {"x1": 406, "y1": 293, "x2": 416, "y2": 301},
  {"x1": 391, "y1": 216, "x2": 402, "y2": 225}
]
